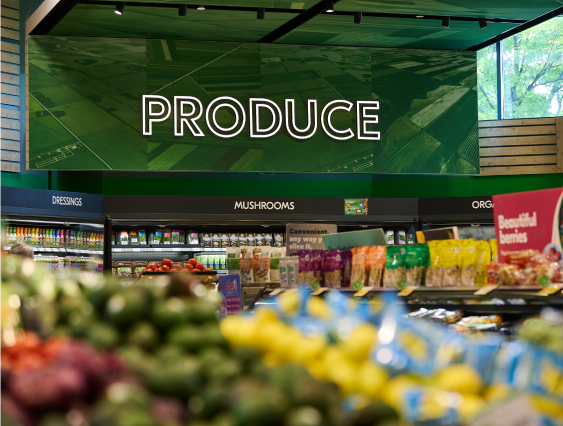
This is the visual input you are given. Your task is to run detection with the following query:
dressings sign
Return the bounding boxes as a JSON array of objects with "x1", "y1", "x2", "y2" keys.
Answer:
[{"x1": 493, "y1": 188, "x2": 563, "y2": 262}]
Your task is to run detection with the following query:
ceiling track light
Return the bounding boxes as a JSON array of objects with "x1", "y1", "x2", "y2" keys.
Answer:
[
  {"x1": 479, "y1": 17, "x2": 487, "y2": 28},
  {"x1": 415, "y1": 15, "x2": 424, "y2": 18},
  {"x1": 354, "y1": 11, "x2": 362, "y2": 24},
  {"x1": 114, "y1": 2, "x2": 125, "y2": 15},
  {"x1": 442, "y1": 16, "x2": 450, "y2": 28},
  {"x1": 326, "y1": 0, "x2": 334, "y2": 13},
  {"x1": 257, "y1": 7, "x2": 265, "y2": 19},
  {"x1": 197, "y1": 5, "x2": 205, "y2": 10},
  {"x1": 178, "y1": 4, "x2": 187, "y2": 16}
]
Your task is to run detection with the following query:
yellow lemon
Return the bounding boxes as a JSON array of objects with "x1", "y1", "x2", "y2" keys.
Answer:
[
  {"x1": 279, "y1": 291, "x2": 301, "y2": 316},
  {"x1": 254, "y1": 307, "x2": 279, "y2": 325},
  {"x1": 292, "y1": 334, "x2": 327, "y2": 364},
  {"x1": 306, "y1": 297, "x2": 331, "y2": 319},
  {"x1": 220, "y1": 316, "x2": 257, "y2": 348},
  {"x1": 435, "y1": 364, "x2": 483, "y2": 395},
  {"x1": 357, "y1": 361, "x2": 388, "y2": 399},
  {"x1": 328, "y1": 360, "x2": 358, "y2": 396},
  {"x1": 458, "y1": 394, "x2": 486, "y2": 422},
  {"x1": 530, "y1": 394, "x2": 563, "y2": 419},
  {"x1": 484, "y1": 383, "x2": 511, "y2": 402},
  {"x1": 340, "y1": 323, "x2": 378, "y2": 361}
]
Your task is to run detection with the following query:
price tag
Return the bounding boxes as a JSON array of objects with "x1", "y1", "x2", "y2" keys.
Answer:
[
  {"x1": 537, "y1": 285, "x2": 562, "y2": 296},
  {"x1": 312, "y1": 287, "x2": 328, "y2": 296},
  {"x1": 354, "y1": 287, "x2": 373, "y2": 297},
  {"x1": 269, "y1": 288, "x2": 284, "y2": 297},
  {"x1": 474, "y1": 285, "x2": 498, "y2": 296},
  {"x1": 398, "y1": 286, "x2": 418, "y2": 296}
]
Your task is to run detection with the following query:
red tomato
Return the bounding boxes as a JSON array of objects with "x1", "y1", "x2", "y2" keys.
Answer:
[
  {"x1": 195, "y1": 263, "x2": 205, "y2": 271},
  {"x1": 145, "y1": 265, "x2": 155, "y2": 271},
  {"x1": 171, "y1": 265, "x2": 183, "y2": 271},
  {"x1": 204, "y1": 268, "x2": 212, "y2": 271},
  {"x1": 161, "y1": 265, "x2": 171, "y2": 272},
  {"x1": 149, "y1": 262, "x2": 159, "y2": 269},
  {"x1": 155, "y1": 268, "x2": 163, "y2": 272},
  {"x1": 161, "y1": 259, "x2": 174, "y2": 268},
  {"x1": 184, "y1": 263, "x2": 194, "y2": 271},
  {"x1": 187, "y1": 258, "x2": 197, "y2": 266}
]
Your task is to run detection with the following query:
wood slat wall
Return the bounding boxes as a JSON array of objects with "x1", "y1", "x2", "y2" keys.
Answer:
[
  {"x1": 1, "y1": 0, "x2": 21, "y2": 173},
  {"x1": 479, "y1": 117, "x2": 562, "y2": 176}
]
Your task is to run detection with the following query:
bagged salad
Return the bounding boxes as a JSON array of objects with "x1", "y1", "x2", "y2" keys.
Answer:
[{"x1": 252, "y1": 247, "x2": 271, "y2": 282}]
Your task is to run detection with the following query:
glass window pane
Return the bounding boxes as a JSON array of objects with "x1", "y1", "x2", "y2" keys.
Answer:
[
  {"x1": 503, "y1": 15, "x2": 563, "y2": 119},
  {"x1": 477, "y1": 44, "x2": 498, "y2": 120}
]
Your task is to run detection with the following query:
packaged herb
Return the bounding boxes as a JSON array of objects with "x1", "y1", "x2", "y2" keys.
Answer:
[
  {"x1": 441, "y1": 240, "x2": 462, "y2": 286},
  {"x1": 240, "y1": 247, "x2": 253, "y2": 283},
  {"x1": 130, "y1": 230, "x2": 138, "y2": 245},
  {"x1": 405, "y1": 245, "x2": 423, "y2": 286},
  {"x1": 171, "y1": 229, "x2": 180, "y2": 244},
  {"x1": 212, "y1": 233, "x2": 221, "y2": 248},
  {"x1": 221, "y1": 233, "x2": 229, "y2": 248},
  {"x1": 460, "y1": 239, "x2": 476, "y2": 286},
  {"x1": 270, "y1": 247, "x2": 286, "y2": 282},
  {"x1": 226, "y1": 247, "x2": 240, "y2": 275},
  {"x1": 247, "y1": 233, "x2": 255, "y2": 246},
  {"x1": 255, "y1": 233, "x2": 264, "y2": 247},
  {"x1": 120, "y1": 231, "x2": 129, "y2": 246},
  {"x1": 163, "y1": 228, "x2": 172, "y2": 244},
  {"x1": 178, "y1": 230, "x2": 185, "y2": 244},
  {"x1": 138, "y1": 229, "x2": 146, "y2": 245},
  {"x1": 298, "y1": 250, "x2": 314, "y2": 286},
  {"x1": 202, "y1": 233, "x2": 211, "y2": 248},
  {"x1": 252, "y1": 247, "x2": 271, "y2": 283},
  {"x1": 426, "y1": 241, "x2": 442, "y2": 286},
  {"x1": 264, "y1": 233, "x2": 273, "y2": 247},
  {"x1": 351, "y1": 246, "x2": 368, "y2": 290},
  {"x1": 367, "y1": 245, "x2": 386, "y2": 287},
  {"x1": 188, "y1": 232, "x2": 198, "y2": 245},
  {"x1": 230, "y1": 233, "x2": 239, "y2": 247},
  {"x1": 383, "y1": 245, "x2": 407, "y2": 289},
  {"x1": 474, "y1": 241, "x2": 492, "y2": 286}
]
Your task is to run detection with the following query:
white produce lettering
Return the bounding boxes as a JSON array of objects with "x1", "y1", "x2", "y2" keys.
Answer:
[
  {"x1": 143, "y1": 96, "x2": 380, "y2": 141},
  {"x1": 234, "y1": 201, "x2": 295, "y2": 210},
  {"x1": 497, "y1": 212, "x2": 537, "y2": 245},
  {"x1": 52, "y1": 196, "x2": 82, "y2": 206}
]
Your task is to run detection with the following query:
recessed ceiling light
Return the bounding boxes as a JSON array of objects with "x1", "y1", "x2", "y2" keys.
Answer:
[
  {"x1": 415, "y1": 15, "x2": 424, "y2": 18},
  {"x1": 197, "y1": 5, "x2": 205, "y2": 10},
  {"x1": 114, "y1": 2, "x2": 125, "y2": 15},
  {"x1": 326, "y1": 0, "x2": 334, "y2": 12}
]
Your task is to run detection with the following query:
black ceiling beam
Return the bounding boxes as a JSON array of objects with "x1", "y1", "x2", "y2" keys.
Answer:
[
  {"x1": 77, "y1": 0, "x2": 527, "y2": 24},
  {"x1": 29, "y1": 0, "x2": 82, "y2": 35},
  {"x1": 465, "y1": 6, "x2": 563, "y2": 51},
  {"x1": 257, "y1": 0, "x2": 343, "y2": 43}
]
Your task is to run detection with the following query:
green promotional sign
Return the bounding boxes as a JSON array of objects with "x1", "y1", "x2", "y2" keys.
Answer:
[
  {"x1": 344, "y1": 199, "x2": 367, "y2": 215},
  {"x1": 28, "y1": 37, "x2": 478, "y2": 173}
]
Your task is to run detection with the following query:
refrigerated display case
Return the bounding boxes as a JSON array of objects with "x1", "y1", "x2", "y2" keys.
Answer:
[{"x1": 1, "y1": 187, "x2": 105, "y2": 274}]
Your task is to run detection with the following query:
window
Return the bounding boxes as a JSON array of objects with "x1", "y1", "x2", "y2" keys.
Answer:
[
  {"x1": 477, "y1": 44, "x2": 498, "y2": 121},
  {"x1": 477, "y1": 15, "x2": 563, "y2": 120}
]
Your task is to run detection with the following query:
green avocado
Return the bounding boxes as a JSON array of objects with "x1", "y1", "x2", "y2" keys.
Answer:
[
  {"x1": 167, "y1": 325, "x2": 204, "y2": 353},
  {"x1": 187, "y1": 299, "x2": 218, "y2": 325},
  {"x1": 105, "y1": 287, "x2": 150, "y2": 328},
  {"x1": 86, "y1": 279, "x2": 121, "y2": 311},
  {"x1": 232, "y1": 388, "x2": 288, "y2": 426},
  {"x1": 141, "y1": 356, "x2": 201, "y2": 400},
  {"x1": 87, "y1": 322, "x2": 121, "y2": 349},
  {"x1": 151, "y1": 297, "x2": 189, "y2": 330},
  {"x1": 126, "y1": 322, "x2": 158, "y2": 351}
]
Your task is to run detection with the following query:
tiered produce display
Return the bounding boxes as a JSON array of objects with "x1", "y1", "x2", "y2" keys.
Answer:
[{"x1": 3, "y1": 249, "x2": 563, "y2": 426}]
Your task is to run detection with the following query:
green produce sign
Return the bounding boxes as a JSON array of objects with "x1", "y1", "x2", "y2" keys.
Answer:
[{"x1": 28, "y1": 37, "x2": 479, "y2": 174}]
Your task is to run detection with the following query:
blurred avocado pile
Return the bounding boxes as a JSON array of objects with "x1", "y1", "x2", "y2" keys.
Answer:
[{"x1": 1, "y1": 254, "x2": 396, "y2": 426}]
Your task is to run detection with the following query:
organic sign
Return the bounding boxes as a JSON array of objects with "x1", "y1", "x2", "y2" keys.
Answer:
[
  {"x1": 286, "y1": 223, "x2": 337, "y2": 255},
  {"x1": 28, "y1": 37, "x2": 478, "y2": 174},
  {"x1": 493, "y1": 188, "x2": 563, "y2": 262}
]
